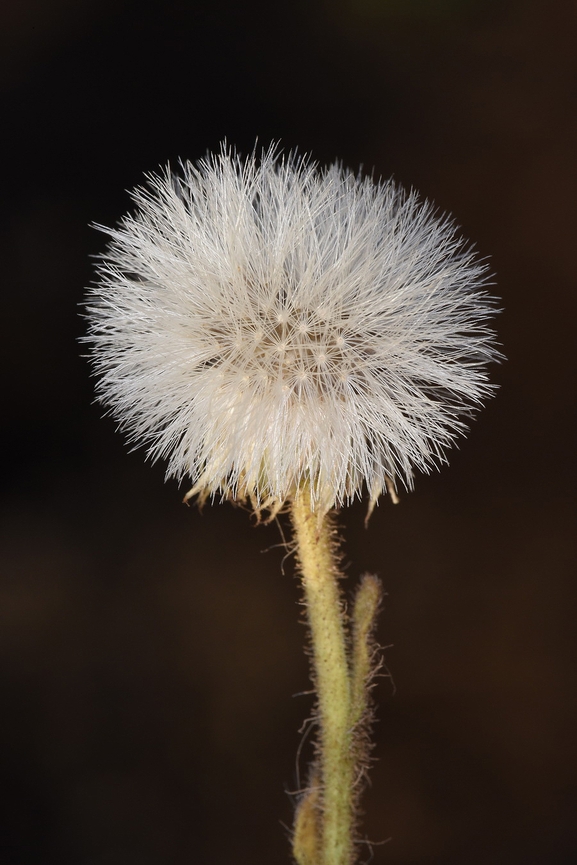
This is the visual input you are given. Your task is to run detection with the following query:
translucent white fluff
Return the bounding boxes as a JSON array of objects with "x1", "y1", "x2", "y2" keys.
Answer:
[{"x1": 85, "y1": 146, "x2": 499, "y2": 512}]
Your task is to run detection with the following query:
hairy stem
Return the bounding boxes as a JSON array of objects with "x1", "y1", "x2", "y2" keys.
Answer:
[
  {"x1": 291, "y1": 496, "x2": 354, "y2": 865},
  {"x1": 350, "y1": 575, "x2": 382, "y2": 731}
]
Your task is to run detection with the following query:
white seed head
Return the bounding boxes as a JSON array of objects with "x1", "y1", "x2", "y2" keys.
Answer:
[{"x1": 84, "y1": 145, "x2": 499, "y2": 513}]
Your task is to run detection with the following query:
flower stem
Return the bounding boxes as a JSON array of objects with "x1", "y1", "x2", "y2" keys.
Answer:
[{"x1": 291, "y1": 496, "x2": 354, "y2": 865}]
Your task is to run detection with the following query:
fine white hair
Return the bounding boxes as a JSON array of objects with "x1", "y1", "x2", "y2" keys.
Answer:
[{"x1": 85, "y1": 145, "x2": 499, "y2": 513}]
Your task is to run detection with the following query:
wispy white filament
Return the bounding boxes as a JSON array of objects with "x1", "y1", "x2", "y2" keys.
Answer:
[{"x1": 85, "y1": 145, "x2": 499, "y2": 511}]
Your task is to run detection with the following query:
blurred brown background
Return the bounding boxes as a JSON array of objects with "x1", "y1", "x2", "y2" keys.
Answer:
[{"x1": 0, "y1": 1, "x2": 576, "y2": 863}]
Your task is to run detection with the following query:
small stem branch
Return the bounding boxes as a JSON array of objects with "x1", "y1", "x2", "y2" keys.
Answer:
[
  {"x1": 291, "y1": 496, "x2": 353, "y2": 865},
  {"x1": 350, "y1": 575, "x2": 382, "y2": 731}
]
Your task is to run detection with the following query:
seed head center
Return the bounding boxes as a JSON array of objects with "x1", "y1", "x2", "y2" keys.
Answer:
[{"x1": 222, "y1": 306, "x2": 353, "y2": 391}]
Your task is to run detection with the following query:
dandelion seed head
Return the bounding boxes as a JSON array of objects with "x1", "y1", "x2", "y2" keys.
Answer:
[{"x1": 85, "y1": 144, "x2": 500, "y2": 513}]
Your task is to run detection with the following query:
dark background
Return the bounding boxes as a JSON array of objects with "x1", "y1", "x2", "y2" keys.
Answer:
[{"x1": 1, "y1": 1, "x2": 576, "y2": 863}]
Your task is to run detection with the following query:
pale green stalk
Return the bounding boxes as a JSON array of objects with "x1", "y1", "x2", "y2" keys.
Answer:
[
  {"x1": 291, "y1": 495, "x2": 382, "y2": 865},
  {"x1": 291, "y1": 495, "x2": 353, "y2": 865}
]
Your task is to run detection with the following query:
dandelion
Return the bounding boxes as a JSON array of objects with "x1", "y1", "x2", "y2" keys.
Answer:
[
  {"x1": 85, "y1": 146, "x2": 497, "y2": 517},
  {"x1": 84, "y1": 144, "x2": 499, "y2": 865}
]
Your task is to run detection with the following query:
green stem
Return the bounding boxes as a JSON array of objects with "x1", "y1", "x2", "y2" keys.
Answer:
[
  {"x1": 291, "y1": 496, "x2": 354, "y2": 865},
  {"x1": 350, "y1": 574, "x2": 382, "y2": 731}
]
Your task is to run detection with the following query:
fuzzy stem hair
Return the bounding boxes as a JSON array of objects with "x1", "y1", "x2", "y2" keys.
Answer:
[{"x1": 291, "y1": 496, "x2": 383, "y2": 865}]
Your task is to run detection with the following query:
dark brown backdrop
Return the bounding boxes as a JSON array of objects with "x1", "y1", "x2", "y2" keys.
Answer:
[{"x1": 1, "y1": 1, "x2": 576, "y2": 863}]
